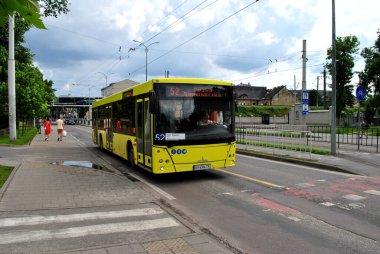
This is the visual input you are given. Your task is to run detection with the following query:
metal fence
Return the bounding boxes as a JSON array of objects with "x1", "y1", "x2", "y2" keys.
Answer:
[{"x1": 236, "y1": 124, "x2": 379, "y2": 154}]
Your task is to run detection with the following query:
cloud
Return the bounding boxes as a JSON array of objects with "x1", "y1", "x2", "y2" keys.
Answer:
[{"x1": 23, "y1": 0, "x2": 380, "y2": 97}]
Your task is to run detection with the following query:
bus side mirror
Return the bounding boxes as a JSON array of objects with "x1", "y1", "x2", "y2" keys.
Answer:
[{"x1": 149, "y1": 92, "x2": 157, "y2": 114}]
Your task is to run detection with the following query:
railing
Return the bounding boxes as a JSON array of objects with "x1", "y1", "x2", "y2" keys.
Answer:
[
  {"x1": 236, "y1": 124, "x2": 379, "y2": 154},
  {"x1": 307, "y1": 125, "x2": 379, "y2": 153}
]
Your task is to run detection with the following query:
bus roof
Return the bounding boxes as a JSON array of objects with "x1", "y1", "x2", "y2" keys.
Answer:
[{"x1": 92, "y1": 78, "x2": 232, "y2": 108}]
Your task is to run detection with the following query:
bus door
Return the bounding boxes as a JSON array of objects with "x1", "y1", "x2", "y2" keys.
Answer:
[
  {"x1": 106, "y1": 105, "x2": 113, "y2": 150},
  {"x1": 136, "y1": 98, "x2": 152, "y2": 169}
]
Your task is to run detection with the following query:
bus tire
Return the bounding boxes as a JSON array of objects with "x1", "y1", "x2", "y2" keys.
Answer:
[{"x1": 128, "y1": 147, "x2": 136, "y2": 169}]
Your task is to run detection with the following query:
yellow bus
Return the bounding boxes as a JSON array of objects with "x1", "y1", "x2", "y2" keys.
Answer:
[{"x1": 92, "y1": 78, "x2": 236, "y2": 174}]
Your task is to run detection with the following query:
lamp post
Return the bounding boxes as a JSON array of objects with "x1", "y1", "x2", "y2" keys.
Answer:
[
  {"x1": 133, "y1": 40, "x2": 159, "y2": 81},
  {"x1": 97, "y1": 72, "x2": 113, "y2": 86}
]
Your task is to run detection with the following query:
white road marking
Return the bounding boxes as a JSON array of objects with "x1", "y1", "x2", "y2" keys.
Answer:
[
  {"x1": 0, "y1": 208, "x2": 163, "y2": 227},
  {"x1": 320, "y1": 202, "x2": 335, "y2": 207},
  {"x1": 0, "y1": 218, "x2": 179, "y2": 245},
  {"x1": 287, "y1": 216, "x2": 301, "y2": 222},
  {"x1": 237, "y1": 154, "x2": 355, "y2": 176},
  {"x1": 296, "y1": 182, "x2": 315, "y2": 188},
  {"x1": 342, "y1": 194, "x2": 366, "y2": 201},
  {"x1": 348, "y1": 203, "x2": 365, "y2": 209},
  {"x1": 364, "y1": 190, "x2": 380, "y2": 196}
]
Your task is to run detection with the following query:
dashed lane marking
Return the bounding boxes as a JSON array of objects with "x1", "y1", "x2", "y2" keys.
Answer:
[
  {"x1": 320, "y1": 202, "x2": 335, "y2": 207},
  {"x1": 342, "y1": 194, "x2": 366, "y2": 201},
  {"x1": 364, "y1": 190, "x2": 380, "y2": 196},
  {"x1": 296, "y1": 182, "x2": 315, "y2": 188}
]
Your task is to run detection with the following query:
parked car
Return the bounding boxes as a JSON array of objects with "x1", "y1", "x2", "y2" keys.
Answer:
[{"x1": 64, "y1": 118, "x2": 76, "y2": 125}]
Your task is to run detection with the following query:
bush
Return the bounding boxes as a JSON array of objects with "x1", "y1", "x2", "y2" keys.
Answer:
[{"x1": 237, "y1": 105, "x2": 290, "y2": 117}]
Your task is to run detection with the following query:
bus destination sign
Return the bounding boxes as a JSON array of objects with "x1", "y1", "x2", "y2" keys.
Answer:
[{"x1": 166, "y1": 85, "x2": 227, "y2": 98}]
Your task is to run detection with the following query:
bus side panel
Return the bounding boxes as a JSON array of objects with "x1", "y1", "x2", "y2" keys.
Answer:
[{"x1": 112, "y1": 133, "x2": 129, "y2": 159}]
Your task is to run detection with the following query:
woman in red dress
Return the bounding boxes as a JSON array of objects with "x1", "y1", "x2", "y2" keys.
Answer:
[{"x1": 44, "y1": 116, "x2": 52, "y2": 141}]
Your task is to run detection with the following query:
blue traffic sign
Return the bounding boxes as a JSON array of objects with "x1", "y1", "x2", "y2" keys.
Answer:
[
  {"x1": 302, "y1": 91, "x2": 309, "y2": 115},
  {"x1": 356, "y1": 85, "x2": 366, "y2": 101}
]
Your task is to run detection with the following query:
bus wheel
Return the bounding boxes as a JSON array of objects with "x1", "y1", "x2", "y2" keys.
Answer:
[{"x1": 128, "y1": 147, "x2": 136, "y2": 169}]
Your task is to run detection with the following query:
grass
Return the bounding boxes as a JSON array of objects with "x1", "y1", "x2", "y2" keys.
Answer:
[
  {"x1": 0, "y1": 165, "x2": 13, "y2": 188},
  {"x1": 236, "y1": 148, "x2": 318, "y2": 162},
  {"x1": 237, "y1": 140, "x2": 330, "y2": 155},
  {"x1": 0, "y1": 126, "x2": 37, "y2": 188},
  {"x1": 0, "y1": 127, "x2": 38, "y2": 145}
]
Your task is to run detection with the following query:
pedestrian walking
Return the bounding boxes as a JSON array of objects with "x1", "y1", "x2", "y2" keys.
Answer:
[
  {"x1": 38, "y1": 117, "x2": 44, "y2": 134},
  {"x1": 43, "y1": 116, "x2": 52, "y2": 141},
  {"x1": 56, "y1": 115, "x2": 64, "y2": 141},
  {"x1": 360, "y1": 121, "x2": 369, "y2": 139}
]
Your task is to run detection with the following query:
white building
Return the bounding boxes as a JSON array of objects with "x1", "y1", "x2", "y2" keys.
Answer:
[{"x1": 101, "y1": 79, "x2": 138, "y2": 97}]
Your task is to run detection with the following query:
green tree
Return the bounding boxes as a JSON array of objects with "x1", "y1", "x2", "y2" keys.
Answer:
[
  {"x1": 308, "y1": 89, "x2": 322, "y2": 107},
  {"x1": 15, "y1": 63, "x2": 56, "y2": 119},
  {"x1": 0, "y1": 1, "x2": 69, "y2": 122},
  {"x1": 359, "y1": 29, "x2": 380, "y2": 94},
  {"x1": 326, "y1": 35, "x2": 359, "y2": 119},
  {"x1": 0, "y1": 0, "x2": 69, "y2": 28},
  {"x1": 358, "y1": 29, "x2": 380, "y2": 123}
]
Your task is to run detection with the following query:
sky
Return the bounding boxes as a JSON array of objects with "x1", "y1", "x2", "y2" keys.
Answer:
[{"x1": 24, "y1": 0, "x2": 380, "y2": 97}]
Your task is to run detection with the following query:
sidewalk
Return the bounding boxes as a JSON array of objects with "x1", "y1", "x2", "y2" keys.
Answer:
[
  {"x1": 237, "y1": 143, "x2": 380, "y2": 177},
  {"x1": 0, "y1": 131, "x2": 233, "y2": 254}
]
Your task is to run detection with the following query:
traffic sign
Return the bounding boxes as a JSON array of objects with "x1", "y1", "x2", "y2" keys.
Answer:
[
  {"x1": 356, "y1": 85, "x2": 366, "y2": 101},
  {"x1": 302, "y1": 90, "x2": 309, "y2": 115}
]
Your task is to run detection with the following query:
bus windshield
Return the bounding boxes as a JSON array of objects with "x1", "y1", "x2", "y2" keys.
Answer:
[{"x1": 154, "y1": 83, "x2": 235, "y2": 145}]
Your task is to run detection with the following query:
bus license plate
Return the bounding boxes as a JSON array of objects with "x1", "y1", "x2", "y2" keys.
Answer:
[{"x1": 193, "y1": 164, "x2": 211, "y2": 171}]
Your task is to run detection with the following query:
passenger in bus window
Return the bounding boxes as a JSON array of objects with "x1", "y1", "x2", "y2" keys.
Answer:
[
  {"x1": 198, "y1": 112, "x2": 215, "y2": 126},
  {"x1": 116, "y1": 119, "x2": 121, "y2": 131}
]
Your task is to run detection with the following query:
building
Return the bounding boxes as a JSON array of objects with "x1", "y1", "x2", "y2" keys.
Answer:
[
  {"x1": 101, "y1": 79, "x2": 138, "y2": 97},
  {"x1": 234, "y1": 83, "x2": 299, "y2": 106}
]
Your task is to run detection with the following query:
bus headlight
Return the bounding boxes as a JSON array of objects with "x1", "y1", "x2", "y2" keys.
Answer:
[{"x1": 160, "y1": 166, "x2": 165, "y2": 171}]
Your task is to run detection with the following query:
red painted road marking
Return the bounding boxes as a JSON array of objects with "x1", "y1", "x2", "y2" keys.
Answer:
[{"x1": 254, "y1": 197, "x2": 300, "y2": 214}]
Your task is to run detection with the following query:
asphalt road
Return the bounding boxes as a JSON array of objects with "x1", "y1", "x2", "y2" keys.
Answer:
[{"x1": 73, "y1": 125, "x2": 380, "y2": 254}]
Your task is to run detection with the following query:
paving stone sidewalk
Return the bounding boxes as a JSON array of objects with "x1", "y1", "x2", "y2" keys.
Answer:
[{"x1": 0, "y1": 130, "x2": 233, "y2": 254}]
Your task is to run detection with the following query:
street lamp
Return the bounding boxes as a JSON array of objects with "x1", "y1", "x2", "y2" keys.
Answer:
[
  {"x1": 88, "y1": 85, "x2": 96, "y2": 105},
  {"x1": 97, "y1": 72, "x2": 113, "y2": 87},
  {"x1": 133, "y1": 40, "x2": 159, "y2": 81}
]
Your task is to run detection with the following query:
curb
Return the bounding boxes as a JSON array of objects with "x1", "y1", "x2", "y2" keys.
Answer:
[
  {"x1": 236, "y1": 149, "x2": 359, "y2": 175},
  {"x1": 0, "y1": 162, "x2": 22, "y2": 201}
]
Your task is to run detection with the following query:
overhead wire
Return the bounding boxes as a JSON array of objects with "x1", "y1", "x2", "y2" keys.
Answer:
[
  {"x1": 142, "y1": 0, "x2": 220, "y2": 45},
  {"x1": 232, "y1": 63, "x2": 325, "y2": 83},
  {"x1": 128, "y1": 0, "x2": 261, "y2": 77}
]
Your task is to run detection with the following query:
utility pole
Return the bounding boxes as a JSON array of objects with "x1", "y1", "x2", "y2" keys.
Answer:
[
  {"x1": 294, "y1": 74, "x2": 297, "y2": 103},
  {"x1": 323, "y1": 68, "x2": 327, "y2": 109},
  {"x1": 301, "y1": 40, "x2": 307, "y2": 125},
  {"x1": 316, "y1": 76, "x2": 319, "y2": 107},
  {"x1": 8, "y1": 14, "x2": 16, "y2": 142},
  {"x1": 331, "y1": 0, "x2": 337, "y2": 155}
]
